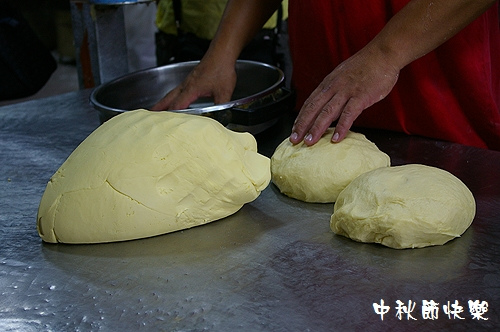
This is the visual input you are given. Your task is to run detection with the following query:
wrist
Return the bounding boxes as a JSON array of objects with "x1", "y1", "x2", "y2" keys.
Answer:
[{"x1": 368, "y1": 28, "x2": 414, "y2": 72}]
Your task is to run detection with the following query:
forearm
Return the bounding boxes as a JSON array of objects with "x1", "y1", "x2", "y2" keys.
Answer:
[
  {"x1": 371, "y1": 0, "x2": 497, "y2": 70},
  {"x1": 203, "y1": 0, "x2": 283, "y2": 65}
]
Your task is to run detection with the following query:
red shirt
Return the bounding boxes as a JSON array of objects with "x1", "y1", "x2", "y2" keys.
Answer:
[{"x1": 288, "y1": 1, "x2": 500, "y2": 150}]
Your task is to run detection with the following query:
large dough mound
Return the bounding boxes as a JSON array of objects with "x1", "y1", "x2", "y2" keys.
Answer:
[
  {"x1": 271, "y1": 128, "x2": 390, "y2": 202},
  {"x1": 37, "y1": 109, "x2": 271, "y2": 244},
  {"x1": 330, "y1": 164, "x2": 476, "y2": 249}
]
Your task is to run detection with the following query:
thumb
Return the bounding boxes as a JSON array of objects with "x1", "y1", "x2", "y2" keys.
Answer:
[{"x1": 213, "y1": 88, "x2": 233, "y2": 105}]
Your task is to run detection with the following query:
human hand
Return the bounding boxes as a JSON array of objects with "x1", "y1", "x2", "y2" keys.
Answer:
[
  {"x1": 289, "y1": 45, "x2": 400, "y2": 146},
  {"x1": 151, "y1": 59, "x2": 237, "y2": 111}
]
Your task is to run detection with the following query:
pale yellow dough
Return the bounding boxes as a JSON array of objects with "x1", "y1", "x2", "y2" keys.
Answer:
[
  {"x1": 271, "y1": 128, "x2": 390, "y2": 203},
  {"x1": 330, "y1": 164, "x2": 476, "y2": 249},
  {"x1": 37, "y1": 109, "x2": 271, "y2": 244}
]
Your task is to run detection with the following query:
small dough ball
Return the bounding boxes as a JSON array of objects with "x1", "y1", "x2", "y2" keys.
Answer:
[
  {"x1": 37, "y1": 109, "x2": 271, "y2": 244},
  {"x1": 330, "y1": 164, "x2": 476, "y2": 249},
  {"x1": 271, "y1": 128, "x2": 390, "y2": 202}
]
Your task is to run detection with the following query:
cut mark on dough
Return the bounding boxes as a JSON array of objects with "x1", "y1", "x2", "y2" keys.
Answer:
[{"x1": 104, "y1": 179, "x2": 165, "y2": 215}]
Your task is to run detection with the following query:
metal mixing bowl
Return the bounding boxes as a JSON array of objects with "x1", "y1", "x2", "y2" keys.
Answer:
[{"x1": 90, "y1": 60, "x2": 294, "y2": 132}]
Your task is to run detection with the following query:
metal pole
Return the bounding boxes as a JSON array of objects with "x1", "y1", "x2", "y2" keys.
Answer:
[{"x1": 70, "y1": 1, "x2": 154, "y2": 89}]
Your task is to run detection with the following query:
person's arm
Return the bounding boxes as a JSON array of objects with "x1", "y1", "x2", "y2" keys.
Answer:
[
  {"x1": 290, "y1": 0, "x2": 497, "y2": 146},
  {"x1": 152, "y1": 0, "x2": 282, "y2": 111}
]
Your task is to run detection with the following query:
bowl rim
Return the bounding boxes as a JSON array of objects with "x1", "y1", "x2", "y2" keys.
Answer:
[{"x1": 89, "y1": 60, "x2": 285, "y2": 115}]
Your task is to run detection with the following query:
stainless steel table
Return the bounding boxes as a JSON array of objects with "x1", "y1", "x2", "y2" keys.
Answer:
[{"x1": 1, "y1": 90, "x2": 499, "y2": 331}]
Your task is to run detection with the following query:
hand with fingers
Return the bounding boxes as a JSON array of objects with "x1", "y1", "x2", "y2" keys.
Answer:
[
  {"x1": 288, "y1": 0, "x2": 497, "y2": 147},
  {"x1": 151, "y1": 58, "x2": 237, "y2": 111},
  {"x1": 289, "y1": 44, "x2": 400, "y2": 147},
  {"x1": 151, "y1": 0, "x2": 282, "y2": 112}
]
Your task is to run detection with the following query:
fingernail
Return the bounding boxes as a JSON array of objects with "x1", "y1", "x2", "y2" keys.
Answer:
[
  {"x1": 305, "y1": 134, "x2": 313, "y2": 143},
  {"x1": 290, "y1": 132, "x2": 298, "y2": 141},
  {"x1": 332, "y1": 133, "x2": 339, "y2": 142}
]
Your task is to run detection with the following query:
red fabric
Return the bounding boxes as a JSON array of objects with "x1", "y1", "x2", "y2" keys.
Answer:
[{"x1": 288, "y1": 1, "x2": 500, "y2": 150}]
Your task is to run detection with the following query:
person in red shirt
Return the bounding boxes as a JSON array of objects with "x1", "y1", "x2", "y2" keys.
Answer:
[{"x1": 153, "y1": 0, "x2": 500, "y2": 151}]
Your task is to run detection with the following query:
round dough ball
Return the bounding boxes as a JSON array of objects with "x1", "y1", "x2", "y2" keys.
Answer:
[
  {"x1": 271, "y1": 128, "x2": 390, "y2": 203},
  {"x1": 37, "y1": 109, "x2": 271, "y2": 244},
  {"x1": 330, "y1": 164, "x2": 476, "y2": 249}
]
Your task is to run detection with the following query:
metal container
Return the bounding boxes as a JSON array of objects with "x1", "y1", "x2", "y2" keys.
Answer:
[{"x1": 90, "y1": 60, "x2": 294, "y2": 133}]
